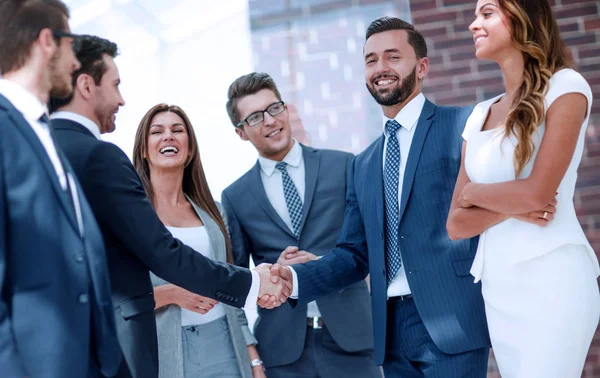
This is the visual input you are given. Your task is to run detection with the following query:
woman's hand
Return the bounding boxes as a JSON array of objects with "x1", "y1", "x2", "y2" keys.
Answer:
[
  {"x1": 172, "y1": 287, "x2": 218, "y2": 314},
  {"x1": 458, "y1": 182, "x2": 475, "y2": 208},
  {"x1": 512, "y1": 197, "x2": 557, "y2": 227}
]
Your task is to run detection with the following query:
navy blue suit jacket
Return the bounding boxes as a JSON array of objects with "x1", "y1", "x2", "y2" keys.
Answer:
[
  {"x1": 51, "y1": 119, "x2": 253, "y2": 378},
  {"x1": 222, "y1": 145, "x2": 374, "y2": 368},
  {"x1": 293, "y1": 100, "x2": 490, "y2": 364},
  {"x1": 0, "y1": 95, "x2": 121, "y2": 377}
]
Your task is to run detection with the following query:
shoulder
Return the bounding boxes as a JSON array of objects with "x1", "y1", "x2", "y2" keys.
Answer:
[
  {"x1": 223, "y1": 166, "x2": 256, "y2": 198},
  {"x1": 308, "y1": 146, "x2": 354, "y2": 160},
  {"x1": 545, "y1": 68, "x2": 592, "y2": 110},
  {"x1": 434, "y1": 103, "x2": 476, "y2": 123}
]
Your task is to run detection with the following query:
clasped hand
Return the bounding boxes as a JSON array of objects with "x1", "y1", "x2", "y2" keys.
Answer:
[{"x1": 254, "y1": 246, "x2": 312, "y2": 309}]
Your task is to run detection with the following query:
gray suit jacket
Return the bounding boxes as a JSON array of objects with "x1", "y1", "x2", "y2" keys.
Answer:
[
  {"x1": 222, "y1": 145, "x2": 374, "y2": 368},
  {"x1": 151, "y1": 199, "x2": 256, "y2": 378}
]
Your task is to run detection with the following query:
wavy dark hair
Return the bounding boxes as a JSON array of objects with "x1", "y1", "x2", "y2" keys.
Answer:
[
  {"x1": 498, "y1": 0, "x2": 572, "y2": 177},
  {"x1": 133, "y1": 104, "x2": 233, "y2": 264}
]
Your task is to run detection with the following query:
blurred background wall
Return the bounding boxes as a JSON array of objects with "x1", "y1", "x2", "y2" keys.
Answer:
[{"x1": 66, "y1": 0, "x2": 599, "y2": 376}]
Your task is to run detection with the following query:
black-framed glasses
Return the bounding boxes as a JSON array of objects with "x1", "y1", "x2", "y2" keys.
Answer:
[
  {"x1": 236, "y1": 101, "x2": 286, "y2": 128},
  {"x1": 52, "y1": 29, "x2": 82, "y2": 51}
]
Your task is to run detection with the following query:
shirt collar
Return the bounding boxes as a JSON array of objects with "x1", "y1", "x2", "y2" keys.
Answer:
[
  {"x1": 258, "y1": 139, "x2": 303, "y2": 176},
  {"x1": 50, "y1": 111, "x2": 102, "y2": 140},
  {"x1": 382, "y1": 92, "x2": 426, "y2": 137},
  {"x1": 0, "y1": 79, "x2": 47, "y2": 122}
]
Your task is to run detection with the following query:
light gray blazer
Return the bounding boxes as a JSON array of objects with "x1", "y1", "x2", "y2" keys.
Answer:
[{"x1": 151, "y1": 199, "x2": 256, "y2": 378}]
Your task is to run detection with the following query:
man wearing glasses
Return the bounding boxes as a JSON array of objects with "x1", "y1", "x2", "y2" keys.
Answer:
[
  {"x1": 0, "y1": 1, "x2": 121, "y2": 377},
  {"x1": 222, "y1": 72, "x2": 381, "y2": 377}
]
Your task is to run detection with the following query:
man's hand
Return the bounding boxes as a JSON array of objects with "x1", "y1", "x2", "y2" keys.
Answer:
[
  {"x1": 512, "y1": 197, "x2": 557, "y2": 226},
  {"x1": 254, "y1": 263, "x2": 292, "y2": 309},
  {"x1": 172, "y1": 287, "x2": 218, "y2": 314},
  {"x1": 277, "y1": 246, "x2": 318, "y2": 265}
]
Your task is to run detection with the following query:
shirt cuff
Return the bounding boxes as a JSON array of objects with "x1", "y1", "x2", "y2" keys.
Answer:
[
  {"x1": 288, "y1": 266, "x2": 299, "y2": 299},
  {"x1": 244, "y1": 270, "x2": 260, "y2": 309}
]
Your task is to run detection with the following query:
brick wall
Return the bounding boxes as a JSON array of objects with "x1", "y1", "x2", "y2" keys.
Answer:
[{"x1": 410, "y1": 0, "x2": 600, "y2": 376}]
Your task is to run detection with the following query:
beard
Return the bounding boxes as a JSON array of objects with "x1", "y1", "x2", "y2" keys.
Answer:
[
  {"x1": 366, "y1": 66, "x2": 417, "y2": 106},
  {"x1": 49, "y1": 49, "x2": 73, "y2": 99}
]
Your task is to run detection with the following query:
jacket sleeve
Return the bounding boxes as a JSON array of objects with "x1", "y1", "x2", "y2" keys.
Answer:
[
  {"x1": 221, "y1": 191, "x2": 252, "y2": 269},
  {"x1": 82, "y1": 142, "x2": 252, "y2": 308},
  {"x1": 0, "y1": 136, "x2": 28, "y2": 377},
  {"x1": 291, "y1": 156, "x2": 370, "y2": 305}
]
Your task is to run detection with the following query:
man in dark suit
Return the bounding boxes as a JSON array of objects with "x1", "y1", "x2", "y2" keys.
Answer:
[
  {"x1": 49, "y1": 35, "x2": 290, "y2": 378},
  {"x1": 273, "y1": 17, "x2": 491, "y2": 377},
  {"x1": 221, "y1": 72, "x2": 381, "y2": 377},
  {"x1": 0, "y1": 1, "x2": 121, "y2": 377}
]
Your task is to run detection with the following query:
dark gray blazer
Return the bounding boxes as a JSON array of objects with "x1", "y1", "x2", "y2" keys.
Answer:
[
  {"x1": 222, "y1": 144, "x2": 374, "y2": 368},
  {"x1": 151, "y1": 200, "x2": 255, "y2": 378}
]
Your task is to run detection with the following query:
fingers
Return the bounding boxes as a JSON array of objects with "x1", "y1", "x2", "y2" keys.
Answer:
[
  {"x1": 277, "y1": 246, "x2": 300, "y2": 265},
  {"x1": 256, "y1": 295, "x2": 272, "y2": 308}
]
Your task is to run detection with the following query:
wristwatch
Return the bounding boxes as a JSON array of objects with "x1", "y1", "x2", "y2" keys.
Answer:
[{"x1": 250, "y1": 358, "x2": 264, "y2": 369}]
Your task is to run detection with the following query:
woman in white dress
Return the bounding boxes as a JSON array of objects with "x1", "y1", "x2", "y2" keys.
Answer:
[{"x1": 446, "y1": 0, "x2": 600, "y2": 377}]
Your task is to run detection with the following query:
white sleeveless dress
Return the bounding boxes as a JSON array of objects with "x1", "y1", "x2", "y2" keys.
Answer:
[{"x1": 462, "y1": 68, "x2": 600, "y2": 378}]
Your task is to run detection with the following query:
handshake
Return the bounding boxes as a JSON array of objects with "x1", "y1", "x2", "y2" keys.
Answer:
[{"x1": 253, "y1": 246, "x2": 318, "y2": 309}]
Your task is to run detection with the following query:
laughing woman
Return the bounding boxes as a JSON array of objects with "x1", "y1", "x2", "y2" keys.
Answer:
[
  {"x1": 447, "y1": 0, "x2": 600, "y2": 377},
  {"x1": 133, "y1": 104, "x2": 266, "y2": 378}
]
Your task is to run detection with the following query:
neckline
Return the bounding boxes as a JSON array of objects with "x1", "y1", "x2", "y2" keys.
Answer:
[{"x1": 478, "y1": 93, "x2": 506, "y2": 133}]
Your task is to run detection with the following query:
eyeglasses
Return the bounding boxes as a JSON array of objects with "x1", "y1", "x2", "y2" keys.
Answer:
[
  {"x1": 236, "y1": 101, "x2": 286, "y2": 128},
  {"x1": 52, "y1": 29, "x2": 82, "y2": 51}
]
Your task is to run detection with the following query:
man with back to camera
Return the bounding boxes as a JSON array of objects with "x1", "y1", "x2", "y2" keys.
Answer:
[
  {"x1": 221, "y1": 72, "x2": 381, "y2": 378},
  {"x1": 0, "y1": 1, "x2": 122, "y2": 377},
  {"x1": 49, "y1": 35, "x2": 292, "y2": 378},
  {"x1": 272, "y1": 17, "x2": 492, "y2": 378}
]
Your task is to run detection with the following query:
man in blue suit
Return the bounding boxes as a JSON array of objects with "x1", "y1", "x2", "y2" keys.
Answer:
[
  {"x1": 222, "y1": 72, "x2": 381, "y2": 377},
  {"x1": 0, "y1": 1, "x2": 121, "y2": 377},
  {"x1": 274, "y1": 17, "x2": 491, "y2": 377}
]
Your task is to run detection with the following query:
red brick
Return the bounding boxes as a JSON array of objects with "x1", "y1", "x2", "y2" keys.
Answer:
[
  {"x1": 564, "y1": 33, "x2": 597, "y2": 46},
  {"x1": 413, "y1": 9, "x2": 459, "y2": 25},
  {"x1": 409, "y1": 0, "x2": 437, "y2": 12},
  {"x1": 578, "y1": 45, "x2": 600, "y2": 59},
  {"x1": 584, "y1": 17, "x2": 600, "y2": 31},
  {"x1": 432, "y1": 35, "x2": 474, "y2": 49},
  {"x1": 559, "y1": 19, "x2": 582, "y2": 33},
  {"x1": 441, "y1": 0, "x2": 472, "y2": 7},
  {"x1": 459, "y1": 76, "x2": 504, "y2": 89},
  {"x1": 554, "y1": 3, "x2": 598, "y2": 19},
  {"x1": 419, "y1": 24, "x2": 450, "y2": 38}
]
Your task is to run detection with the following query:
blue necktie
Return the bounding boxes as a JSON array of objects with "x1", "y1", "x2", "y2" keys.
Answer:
[
  {"x1": 384, "y1": 120, "x2": 402, "y2": 286},
  {"x1": 276, "y1": 162, "x2": 303, "y2": 239}
]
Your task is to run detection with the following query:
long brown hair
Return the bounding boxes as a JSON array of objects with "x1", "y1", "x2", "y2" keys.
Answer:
[
  {"x1": 497, "y1": 0, "x2": 572, "y2": 177},
  {"x1": 133, "y1": 104, "x2": 234, "y2": 264}
]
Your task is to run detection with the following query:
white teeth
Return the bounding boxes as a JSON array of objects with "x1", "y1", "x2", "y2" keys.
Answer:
[
  {"x1": 475, "y1": 36, "x2": 486, "y2": 43},
  {"x1": 376, "y1": 79, "x2": 395, "y2": 86},
  {"x1": 267, "y1": 130, "x2": 281, "y2": 138},
  {"x1": 160, "y1": 146, "x2": 179, "y2": 154}
]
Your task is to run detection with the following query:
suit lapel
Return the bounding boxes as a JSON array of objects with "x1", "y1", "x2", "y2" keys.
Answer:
[
  {"x1": 248, "y1": 163, "x2": 296, "y2": 238},
  {"x1": 398, "y1": 99, "x2": 435, "y2": 224},
  {"x1": 297, "y1": 145, "x2": 319, "y2": 236},
  {"x1": 188, "y1": 198, "x2": 226, "y2": 262},
  {"x1": 1, "y1": 98, "x2": 80, "y2": 234},
  {"x1": 366, "y1": 137, "x2": 385, "y2": 234}
]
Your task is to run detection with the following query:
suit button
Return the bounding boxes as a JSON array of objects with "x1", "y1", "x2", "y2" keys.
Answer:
[
  {"x1": 78, "y1": 294, "x2": 89, "y2": 304},
  {"x1": 75, "y1": 255, "x2": 84, "y2": 263},
  {"x1": 400, "y1": 235, "x2": 405, "y2": 239},
  {"x1": 234, "y1": 298, "x2": 239, "y2": 303}
]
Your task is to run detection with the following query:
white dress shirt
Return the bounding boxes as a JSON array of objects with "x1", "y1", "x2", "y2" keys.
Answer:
[
  {"x1": 258, "y1": 140, "x2": 321, "y2": 318},
  {"x1": 383, "y1": 93, "x2": 425, "y2": 297},
  {"x1": 0, "y1": 79, "x2": 84, "y2": 236}
]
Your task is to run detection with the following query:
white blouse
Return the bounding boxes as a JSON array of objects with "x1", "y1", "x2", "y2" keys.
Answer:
[{"x1": 166, "y1": 226, "x2": 226, "y2": 326}]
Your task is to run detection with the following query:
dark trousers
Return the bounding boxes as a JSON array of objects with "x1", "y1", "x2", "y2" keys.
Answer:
[
  {"x1": 267, "y1": 324, "x2": 381, "y2": 378},
  {"x1": 384, "y1": 297, "x2": 489, "y2": 378}
]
